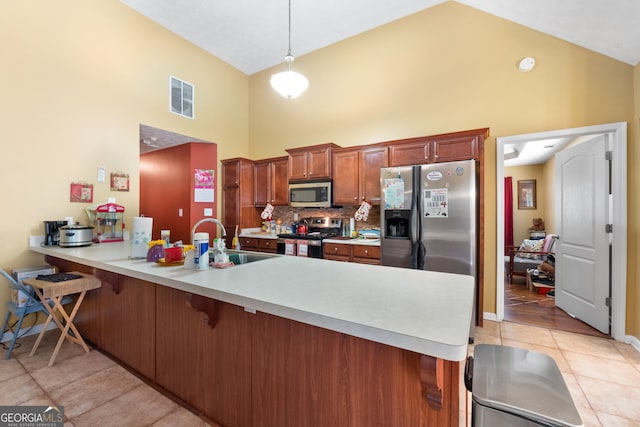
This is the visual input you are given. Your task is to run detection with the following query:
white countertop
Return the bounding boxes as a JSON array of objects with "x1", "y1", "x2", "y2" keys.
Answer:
[{"x1": 30, "y1": 242, "x2": 473, "y2": 361}]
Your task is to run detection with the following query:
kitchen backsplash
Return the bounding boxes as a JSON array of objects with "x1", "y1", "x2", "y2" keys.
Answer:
[{"x1": 268, "y1": 206, "x2": 381, "y2": 232}]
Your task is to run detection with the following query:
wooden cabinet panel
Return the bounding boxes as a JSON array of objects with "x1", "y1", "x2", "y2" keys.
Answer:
[
  {"x1": 222, "y1": 186, "x2": 239, "y2": 236},
  {"x1": 258, "y1": 238, "x2": 277, "y2": 253},
  {"x1": 254, "y1": 156, "x2": 288, "y2": 206},
  {"x1": 221, "y1": 158, "x2": 259, "y2": 237},
  {"x1": 333, "y1": 146, "x2": 388, "y2": 205},
  {"x1": 251, "y1": 310, "x2": 459, "y2": 427},
  {"x1": 324, "y1": 242, "x2": 352, "y2": 257},
  {"x1": 359, "y1": 147, "x2": 388, "y2": 204},
  {"x1": 100, "y1": 275, "x2": 156, "y2": 380},
  {"x1": 432, "y1": 135, "x2": 478, "y2": 163},
  {"x1": 202, "y1": 302, "x2": 252, "y2": 427},
  {"x1": 287, "y1": 143, "x2": 338, "y2": 180},
  {"x1": 155, "y1": 286, "x2": 208, "y2": 411},
  {"x1": 287, "y1": 150, "x2": 309, "y2": 181},
  {"x1": 239, "y1": 237, "x2": 259, "y2": 251},
  {"x1": 324, "y1": 243, "x2": 381, "y2": 264},
  {"x1": 352, "y1": 245, "x2": 381, "y2": 265},
  {"x1": 332, "y1": 149, "x2": 359, "y2": 205},
  {"x1": 389, "y1": 139, "x2": 431, "y2": 166},
  {"x1": 307, "y1": 145, "x2": 333, "y2": 179},
  {"x1": 253, "y1": 161, "x2": 270, "y2": 207},
  {"x1": 271, "y1": 157, "x2": 289, "y2": 205}
]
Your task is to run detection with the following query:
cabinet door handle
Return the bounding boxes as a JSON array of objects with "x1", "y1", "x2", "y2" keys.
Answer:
[
  {"x1": 334, "y1": 247, "x2": 338, "y2": 252},
  {"x1": 365, "y1": 249, "x2": 369, "y2": 254}
]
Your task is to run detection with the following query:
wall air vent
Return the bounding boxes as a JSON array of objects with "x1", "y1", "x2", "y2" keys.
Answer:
[{"x1": 170, "y1": 76, "x2": 194, "y2": 119}]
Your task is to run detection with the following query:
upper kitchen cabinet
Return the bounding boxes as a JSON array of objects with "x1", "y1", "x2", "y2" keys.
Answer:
[
  {"x1": 221, "y1": 158, "x2": 259, "y2": 234},
  {"x1": 332, "y1": 146, "x2": 388, "y2": 205},
  {"x1": 286, "y1": 143, "x2": 339, "y2": 181},
  {"x1": 254, "y1": 156, "x2": 288, "y2": 207},
  {"x1": 388, "y1": 128, "x2": 488, "y2": 166}
]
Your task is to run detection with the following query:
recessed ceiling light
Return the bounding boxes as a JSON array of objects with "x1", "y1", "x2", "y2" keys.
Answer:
[{"x1": 518, "y1": 57, "x2": 536, "y2": 72}]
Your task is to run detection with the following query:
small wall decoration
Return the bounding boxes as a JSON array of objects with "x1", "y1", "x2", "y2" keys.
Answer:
[
  {"x1": 70, "y1": 182, "x2": 93, "y2": 203},
  {"x1": 110, "y1": 172, "x2": 130, "y2": 192},
  {"x1": 194, "y1": 169, "x2": 215, "y2": 202},
  {"x1": 517, "y1": 179, "x2": 536, "y2": 210}
]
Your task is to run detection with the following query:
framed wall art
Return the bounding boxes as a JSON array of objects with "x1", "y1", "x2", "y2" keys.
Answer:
[{"x1": 517, "y1": 179, "x2": 536, "y2": 210}]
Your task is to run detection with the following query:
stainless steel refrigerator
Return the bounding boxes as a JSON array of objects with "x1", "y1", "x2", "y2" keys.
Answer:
[{"x1": 380, "y1": 159, "x2": 478, "y2": 339}]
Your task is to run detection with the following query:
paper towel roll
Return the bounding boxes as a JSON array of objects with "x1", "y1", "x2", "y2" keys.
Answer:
[{"x1": 131, "y1": 217, "x2": 153, "y2": 258}]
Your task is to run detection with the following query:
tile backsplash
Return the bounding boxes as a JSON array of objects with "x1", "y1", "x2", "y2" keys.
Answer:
[{"x1": 266, "y1": 205, "x2": 381, "y2": 232}]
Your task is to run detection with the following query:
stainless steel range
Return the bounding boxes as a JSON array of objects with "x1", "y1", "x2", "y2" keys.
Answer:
[{"x1": 277, "y1": 217, "x2": 342, "y2": 258}]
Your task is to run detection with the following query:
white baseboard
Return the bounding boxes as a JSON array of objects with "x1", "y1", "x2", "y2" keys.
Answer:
[
  {"x1": 1, "y1": 321, "x2": 58, "y2": 344},
  {"x1": 483, "y1": 312, "x2": 497, "y2": 322},
  {"x1": 626, "y1": 335, "x2": 640, "y2": 353}
]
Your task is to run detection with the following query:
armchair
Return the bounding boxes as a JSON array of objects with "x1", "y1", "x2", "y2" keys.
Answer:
[{"x1": 506, "y1": 234, "x2": 557, "y2": 284}]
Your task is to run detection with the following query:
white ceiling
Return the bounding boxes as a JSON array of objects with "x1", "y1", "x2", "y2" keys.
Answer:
[{"x1": 121, "y1": 0, "x2": 640, "y2": 75}]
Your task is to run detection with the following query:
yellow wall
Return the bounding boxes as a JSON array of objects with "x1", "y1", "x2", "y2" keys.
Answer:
[
  {"x1": 1, "y1": 1, "x2": 638, "y2": 338},
  {"x1": 632, "y1": 63, "x2": 640, "y2": 336},
  {"x1": 249, "y1": 2, "x2": 636, "y2": 332},
  {"x1": 504, "y1": 165, "x2": 547, "y2": 245},
  {"x1": 0, "y1": 1, "x2": 248, "y2": 316}
]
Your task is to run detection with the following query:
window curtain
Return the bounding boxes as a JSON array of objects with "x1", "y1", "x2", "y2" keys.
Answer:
[{"x1": 504, "y1": 177, "x2": 514, "y2": 251}]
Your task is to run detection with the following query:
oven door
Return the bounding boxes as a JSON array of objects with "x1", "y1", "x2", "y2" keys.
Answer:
[{"x1": 297, "y1": 239, "x2": 323, "y2": 258}]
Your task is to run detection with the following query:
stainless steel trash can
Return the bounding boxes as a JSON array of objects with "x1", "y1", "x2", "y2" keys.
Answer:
[{"x1": 465, "y1": 344, "x2": 583, "y2": 426}]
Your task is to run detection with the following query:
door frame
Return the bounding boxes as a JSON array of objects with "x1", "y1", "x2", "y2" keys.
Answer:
[{"x1": 495, "y1": 122, "x2": 627, "y2": 341}]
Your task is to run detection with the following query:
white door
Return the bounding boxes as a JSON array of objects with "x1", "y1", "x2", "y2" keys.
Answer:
[{"x1": 555, "y1": 135, "x2": 610, "y2": 334}]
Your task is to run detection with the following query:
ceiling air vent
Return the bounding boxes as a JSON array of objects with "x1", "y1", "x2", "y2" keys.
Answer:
[{"x1": 169, "y1": 76, "x2": 194, "y2": 119}]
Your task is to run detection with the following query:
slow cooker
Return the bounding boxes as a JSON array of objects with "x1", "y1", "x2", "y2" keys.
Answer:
[{"x1": 59, "y1": 224, "x2": 94, "y2": 247}]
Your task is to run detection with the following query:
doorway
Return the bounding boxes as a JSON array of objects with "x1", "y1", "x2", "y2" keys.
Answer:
[{"x1": 495, "y1": 122, "x2": 627, "y2": 341}]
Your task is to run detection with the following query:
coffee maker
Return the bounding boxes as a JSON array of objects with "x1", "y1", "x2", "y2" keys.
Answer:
[{"x1": 43, "y1": 220, "x2": 68, "y2": 246}]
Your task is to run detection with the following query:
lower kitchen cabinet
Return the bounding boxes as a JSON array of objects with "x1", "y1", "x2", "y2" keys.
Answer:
[
  {"x1": 323, "y1": 242, "x2": 380, "y2": 264},
  {"x1": 323, "y1": 242, "x2": 351, "y2": 262},
  {"x1": 352, "y1": 244, "x2": 381, "y2": 265},
  {"x1": 258, "y1": 238, "x2": 277, "y2": 253},
  {"x1": 156, "y1": 286, "x2": 252, "y2": 426},
  {"x1": 239, "y1": 236, "x2": 258, "y2": 251},
  {"x1": 100, "y1": 274, "x2": 156, "y2": 380}
]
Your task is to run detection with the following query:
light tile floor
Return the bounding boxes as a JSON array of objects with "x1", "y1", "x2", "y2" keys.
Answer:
[
  {"x1": 2, "y1": 322, "x2": 640, "y2": 426},
  {"x1": 0, "y1": 331, "x2": 211, "y2": 426}
]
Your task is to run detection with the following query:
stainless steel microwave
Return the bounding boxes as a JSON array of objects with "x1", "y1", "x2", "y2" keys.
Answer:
[{"x1": 289, "y1": 180, "x2": 332, "y2": 208}]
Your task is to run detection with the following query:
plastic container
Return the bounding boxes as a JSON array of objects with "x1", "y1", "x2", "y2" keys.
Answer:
[{"x1": 193, "y1": 232, "x2": 209, "y2": 269}]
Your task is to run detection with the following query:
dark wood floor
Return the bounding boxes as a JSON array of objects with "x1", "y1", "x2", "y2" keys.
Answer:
[{"x1": 504, "y1": 277, "x2": 609, "y2": 338}]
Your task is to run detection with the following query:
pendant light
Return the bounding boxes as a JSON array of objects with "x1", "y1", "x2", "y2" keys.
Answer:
[{"x1": 270, "y1": 0, "x2": 309, "y2": 99}]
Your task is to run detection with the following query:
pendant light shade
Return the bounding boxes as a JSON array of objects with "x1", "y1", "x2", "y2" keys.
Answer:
[
  {"x1": 270, "y1": 55, "x2": 309, "y2": 99},
  {"x1": 271, "y1": 0, "x2": 308, "y2": 98}
]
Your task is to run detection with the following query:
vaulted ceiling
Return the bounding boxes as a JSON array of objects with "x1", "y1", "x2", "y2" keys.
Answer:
[{"x1": 122, "y1": 0, "x2": 640, "y2": 75}]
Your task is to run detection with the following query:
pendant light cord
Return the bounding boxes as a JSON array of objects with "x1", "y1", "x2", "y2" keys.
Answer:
[{"x1": 287, "y1": 0, "x2": 292, "y2": 57}]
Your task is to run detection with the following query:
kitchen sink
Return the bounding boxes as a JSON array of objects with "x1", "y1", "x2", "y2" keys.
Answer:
[{"x1": 223, "y1": 249, "x2": 279, "y2": 265}]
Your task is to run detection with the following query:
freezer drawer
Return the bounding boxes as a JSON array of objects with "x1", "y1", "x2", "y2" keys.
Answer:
[{"x1": 467, "y1": 345, "x2": 582, "y2": 427}]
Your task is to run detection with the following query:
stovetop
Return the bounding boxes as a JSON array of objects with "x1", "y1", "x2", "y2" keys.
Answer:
[
  {"x1": 278, "y1": 230, "x2": 341, "y2": 240},
  {"x1": 278, "y1": 217, "x2": 343, "y2": 240}
]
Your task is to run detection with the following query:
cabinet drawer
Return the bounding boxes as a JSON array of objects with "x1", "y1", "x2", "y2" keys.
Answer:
[
  {"x1": 240, "y1": 237, "x2": 258, "y2": 250},
  {"x1": 352, "y1": 245, "x2": 380, "y2": 260},
  {"x1": 258, "y1": 239, "x2": 277, "y2": 253},
  {"x1": 323, "y1": 243, "x2": 351, "y2": 257}
]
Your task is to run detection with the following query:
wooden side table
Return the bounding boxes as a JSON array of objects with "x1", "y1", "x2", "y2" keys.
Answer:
[{"x1": 23, "y1": 272, "x2": 101, "y2": 367}]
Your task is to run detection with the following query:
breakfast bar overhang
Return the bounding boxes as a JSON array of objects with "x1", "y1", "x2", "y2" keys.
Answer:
[{"x1": 31, "y1": 242, "x2": 474, "y2": 427}]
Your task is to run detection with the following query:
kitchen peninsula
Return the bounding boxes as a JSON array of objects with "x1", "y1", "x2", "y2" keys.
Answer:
[{"x1": 30, "y1": 242, "x2": 473, "y2": 427}]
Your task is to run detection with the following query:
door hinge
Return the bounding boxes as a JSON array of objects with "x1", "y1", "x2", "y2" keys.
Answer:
[
  {"x1": 605, "y1": 151, "x2": 612, "y2": 161},
  {"x1": 605, "y1": 297, "x2": 611, "y2": 307},
  {"x1": 605, "y1": 224, "x2": 613, "y2": 233}
]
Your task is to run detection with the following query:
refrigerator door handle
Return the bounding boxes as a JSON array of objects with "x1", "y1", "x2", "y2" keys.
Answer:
[{"x1": 410, "y1": 166, "x2": 421, "y2": 244}]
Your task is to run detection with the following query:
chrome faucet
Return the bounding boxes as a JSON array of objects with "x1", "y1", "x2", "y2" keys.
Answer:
[{"x1": 191, "y1": 218, "x2": 227, "y2": 245}]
